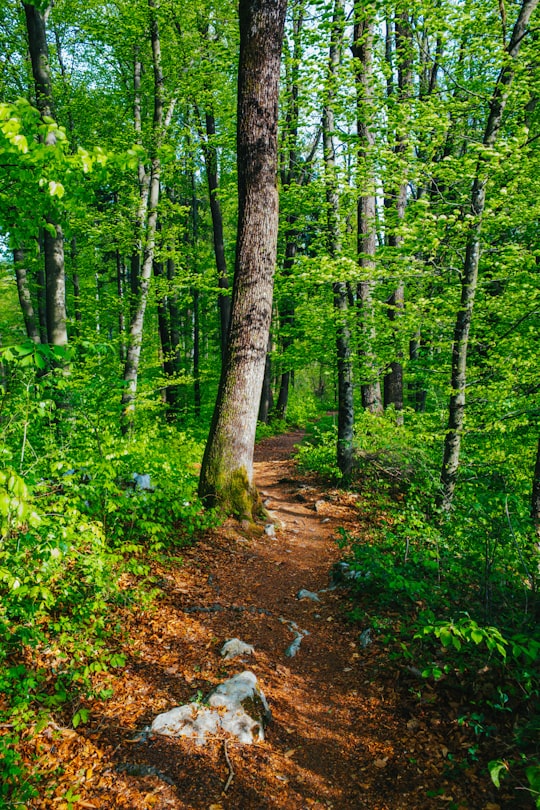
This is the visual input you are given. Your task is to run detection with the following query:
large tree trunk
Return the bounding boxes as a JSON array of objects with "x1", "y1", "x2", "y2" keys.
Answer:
[
  {"x1": 353, "y1": 4, "x2": 382, "y2": 414},
  {"x1": 198, "y1": 0, "x2": 287, "y2": 518},
  {"x1": 23, "y1": 2, "x2": 68, "y2": 349},
  {"x1": 322, "y1": 0, "x2": 354, "y2": 480},
  {"x1": 439, "y1": 0, "x2": 539, "y2": 511},
  {"x1": 13, "y1": 249, "x2": 40, "y2": 344}
]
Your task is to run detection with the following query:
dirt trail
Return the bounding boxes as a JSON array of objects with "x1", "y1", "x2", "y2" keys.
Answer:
[{"x1": 28, "y1": 432, "x2": 507, "y2": 809}]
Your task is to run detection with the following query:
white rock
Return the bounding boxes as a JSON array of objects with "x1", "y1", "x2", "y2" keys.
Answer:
[
  {"x1": 150, "y1": 703, "x2": 219, "y2": 744},
  {"x1": 150, "y1": 671, "x2": 270, "y2": 745},
  {"x1": 220, "y1": 638, "x2": 255, "y2": 660}
]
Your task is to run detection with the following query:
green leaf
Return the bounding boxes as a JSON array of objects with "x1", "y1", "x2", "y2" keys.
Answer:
[
  {"x1": 48, "y1": 180, "x2": 65, "y2": 198},
  {"x1": 488, "y1": 759, "x2": 508, "y2": 788}
]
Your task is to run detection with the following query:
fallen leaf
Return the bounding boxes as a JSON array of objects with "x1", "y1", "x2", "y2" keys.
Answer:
[
  {"x1": 374, "y1": 758, "x2": 388, "y2": 769},
  {"x1": 284, "y1": 749, "x2": 296, "y2": 758}
]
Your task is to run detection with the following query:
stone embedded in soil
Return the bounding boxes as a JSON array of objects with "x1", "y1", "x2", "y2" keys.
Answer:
[
  {"x1": 359, "y1": 628, "x2": 372, "y2": 648},
  {"x1": 296, "y1": 588, "x2": 320, "y2": 602},
  {"x1": 330, "y1": 561, "x2": 363, "y2": 586},
  {"x1": 150, "y1": 703, "x2": 220, "y2": 744},
  {"x1": 150, "y1": 671, "x2": 270, "y2": 745},
  {"x1": 220, "y1": 638, "x2": 255, "y2": 660}
]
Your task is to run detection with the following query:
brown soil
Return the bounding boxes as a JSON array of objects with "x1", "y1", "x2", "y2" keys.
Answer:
[{"x1": 24, "y1": 432, "x2": 517, "y2": 809}]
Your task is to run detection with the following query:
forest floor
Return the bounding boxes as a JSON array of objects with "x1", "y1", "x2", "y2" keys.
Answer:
[{"x1": 21, "y1": 431, "x2": 522, "y2": 809}]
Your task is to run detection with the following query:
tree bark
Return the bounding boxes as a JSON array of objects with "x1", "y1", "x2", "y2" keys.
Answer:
[
  {"x1": 121, "y1": 0, "x2": 170, "y2": 433},
  {"x1": 200, "y1": 110, "x2": 231, "y2": 361},
  {"x1": 13, "y1": 249, "x2": 40, "y2": 344},
  {"x1": 276, "y1": 1, "x2": 304, "y2": 418},
  {"x1": 382, "y1": 7, "x2": 412, "y2": 421},
  {"x1": 531, "y1": 435, "x2": 540, "y2": 538},
  {"x1": 23, "y1": 2, "x2": 68, "y2": 349},
  {"x1": 198, "y1": 0, "x2": 287, "y2": 518},
  {"x1": 258, "y1": 335, "x2": 274, "y2": 424},
  {"x1": 323, "y1": 0, "x2": 354, "y2": 480},
  {"x1": 439, "y1": 0, "x2": 539, "y2": 511},
  {"x1": 353, "y1": 4, "x2": 382, "y2": 414}
]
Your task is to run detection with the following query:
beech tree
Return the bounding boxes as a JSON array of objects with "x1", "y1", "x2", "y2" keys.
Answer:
[
  {"x1": 438, "y1": 0, "x2": 540, "y2": 511},
  {"x1": 198, "y1": 0, "x2": 287, "y2": 517},
  {"x1": 23, "y1": 1, "x2": 68, "y2": 349},
  {"x1": 322, "y1": 0, "x2": 354, "y2": 479},
  {"x1": 120, "y1": 0, "x2": 176, "y2": 432}
]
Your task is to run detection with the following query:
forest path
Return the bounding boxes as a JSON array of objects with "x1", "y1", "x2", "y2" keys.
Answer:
[{"x1": 31, "y1": 432, "x2": 502, "y2": 809}]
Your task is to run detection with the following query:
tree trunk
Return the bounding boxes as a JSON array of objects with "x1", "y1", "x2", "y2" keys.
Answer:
[
  {"x1": 382, "y1": 8, "x2": 412, "y2": 421},
  {"x1": 322, "y1": 0, "x2": 354, "y2": 481},
  {"x1": 130, "y1": 53, "x2": 150, "y2": 312},
  {"x1": 439, "y1": 0, "x2": 539, "y2": 511},
  {"x1": 23, "y1": 2, "x2": 68, "y2": 349},
  {"x1": 353, "y1": 4, "x2": 382, "y2": 414},
  {"x1": 276, "y1": 2, "x2": 304, "y2": 418},
  {"x1": 72, "y1": 238, "x2": 82, "y2": 333},
  {"x1": 200, "y1": 110, "x2": 231, "y2": 361},
  {"x1": 121, "y1": 0, "x2": 168, "y2": 433},
  {"x1": 531, "y1": 436, "x2": 540, "y2": 538},
  {"x1": 13, "y1": 249, "x2": 40, "y2": 344},
  {"x1": 36, "y1": 238, "x2": 48, "y2": 344},
  {"x1": 167, "y1": 257, "x2": 181, "y2": 375},
  {"x1": 116, "y1": 250, "x2": 126, "y2": 362},
  {"x1": 258, "y1": 335, "x2": 274, "y2": 424},
  {"x1": 198, "y1": 0, "x2": 287, "y2": 518}
]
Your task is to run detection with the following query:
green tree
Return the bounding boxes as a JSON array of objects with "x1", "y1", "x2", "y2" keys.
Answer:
[{"x1": 198, "y1": 0, "x2": 287, "y2": 517}]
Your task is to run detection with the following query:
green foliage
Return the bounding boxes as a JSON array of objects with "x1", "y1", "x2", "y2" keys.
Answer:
[
  {"x1": 302, "y1": 405, "x2": 540, "y2": 800},
  {"x1": 0, "y1": 344, "x2": 219, "y2": 803}
]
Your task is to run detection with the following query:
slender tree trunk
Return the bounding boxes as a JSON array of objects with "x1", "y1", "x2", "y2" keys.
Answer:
[
  {"x1": 532, "y1": 435, "x2": 540, "y2": 538},
  {"x1": 154, "y1": 258, "x2": 172, "y2": 374},
  {"x1": 198, "y1": 0, "x2": 287, "y2": 518},
  {"x1": 190, "y1": 171, "x2": 201, "y2": 417},
  {"x1": 276, "y1": 1, "x2": 305, "y2": 418},
  {"x1": 36, "y1": 238, "x2": 48, "y2": 344},
  {"x1": 439, "y1": 0, "x2": 539, "y2": 511},
  {"x1": 200, "y1": 110, "x2": 231, "y2": 361},
  {"x1": 167, "y1": 256, "x2": 181, "y2": 375},
  {"x1": 13, "y1": 249, "x2": 40, "y2": 343},
  {"x1": 44, "y1": 225, "x2": 67, "y2": 346},
  {"x1": 23, "y1": 2, "x2": 68, "y2": 349},
  {"x1": 130, "y1": 51, "x2": 150, "y2": 311},
  {"x1": 382, "y1": 8, "x2": 412, "y2": 421},
  {"x1": 71, "y1": 238, "x2": 81, "y2": 332},
  {"x1": 121, "y1": 0, "x2": 169, "y2": 433},
  {"x1": 258, "y1": 335, "x2": 274, "y2": 423},
  {"x1": 116, "y1": 250, "x2": 126, "y2": 362},
  {"x1": 353, "y1": 4, "x2": 382, "y2": 414},
  {"x1": 323, "y1": 0, "x2": 354, "y2": 480}
]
